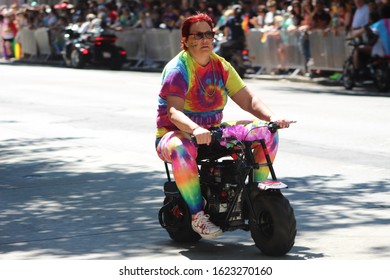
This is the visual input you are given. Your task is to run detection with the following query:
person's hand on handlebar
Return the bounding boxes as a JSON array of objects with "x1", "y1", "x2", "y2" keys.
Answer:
[
  {"x1": 270, "y1": 116, "x2": 297, "y2": 129},
  {"x1": 192, "y1": 126, "x2": 212, "y2": 145}
]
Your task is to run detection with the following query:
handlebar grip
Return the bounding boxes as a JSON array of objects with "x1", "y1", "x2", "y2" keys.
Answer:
[
  {"x1": 268, "y1": 122, "x2": 280, "y2": 134},
  {"x1": 191, "y1": 128, "x2": 222, "y2": 145},
  {"x1": 211, "y1": 128, "x2": 223, "y2": 143}
]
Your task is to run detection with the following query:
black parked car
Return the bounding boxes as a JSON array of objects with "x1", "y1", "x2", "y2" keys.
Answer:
[{"x1": 62, "y1": 27, "x2": 127, "y2": 70}]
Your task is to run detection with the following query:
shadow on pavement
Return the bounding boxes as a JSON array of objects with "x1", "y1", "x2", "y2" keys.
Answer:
[{"x1": 1, "y1": 137, "x2": 389, "y2": 259}]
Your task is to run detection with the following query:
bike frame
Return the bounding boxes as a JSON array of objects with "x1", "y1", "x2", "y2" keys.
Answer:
[{"x1": 164, "y1": 136, "x2": 280, "y2": 231}]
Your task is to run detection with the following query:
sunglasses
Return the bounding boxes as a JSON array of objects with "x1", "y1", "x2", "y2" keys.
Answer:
[{"x1": 189, "y1": 31, "x2": 215, "y2": 40}]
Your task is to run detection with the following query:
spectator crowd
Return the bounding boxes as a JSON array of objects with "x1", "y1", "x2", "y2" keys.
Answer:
[{"x1": 1, "y1": 0, "x2": 389, "y2": 75}]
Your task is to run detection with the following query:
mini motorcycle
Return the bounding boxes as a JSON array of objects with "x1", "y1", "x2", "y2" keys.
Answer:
[
  {"x1": 62, "y1": 27, "x2": 127, "y2": 70},
  {"x1": 343, "y1": 39, "x2": 390, "y2": 92},
  {"x1": 158, "y1": 122, "x2": 296, "y2": 256}
]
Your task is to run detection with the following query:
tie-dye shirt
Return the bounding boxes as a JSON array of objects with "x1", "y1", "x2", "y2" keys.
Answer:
[{"x1": 156, "y1": 50, "x2": 246, "y2": 138}]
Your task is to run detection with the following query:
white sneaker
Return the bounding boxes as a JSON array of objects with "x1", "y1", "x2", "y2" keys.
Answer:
[{"x1": 192, "y1": 211, "x2": 222, "y2": 239}]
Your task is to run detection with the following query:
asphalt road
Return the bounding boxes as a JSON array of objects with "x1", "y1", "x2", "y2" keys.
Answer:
[{"x1": 1, "y1": 64, "x2": 389, "y2": 261}]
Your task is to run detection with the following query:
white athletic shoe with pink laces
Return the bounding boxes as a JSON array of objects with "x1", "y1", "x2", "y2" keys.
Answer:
[{"x1": 192, "y1": 211, "x2": 222, "y2": 239}]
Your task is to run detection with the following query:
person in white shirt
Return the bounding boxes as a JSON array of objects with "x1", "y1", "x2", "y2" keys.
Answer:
[{"x1": 351, "y1": 0, "x2": 370, "y2": 30}]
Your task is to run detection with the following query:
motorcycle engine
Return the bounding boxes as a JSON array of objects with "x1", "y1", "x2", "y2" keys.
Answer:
[{"x1": 200, "y1": 160, "x2": 243, "y2": 226}]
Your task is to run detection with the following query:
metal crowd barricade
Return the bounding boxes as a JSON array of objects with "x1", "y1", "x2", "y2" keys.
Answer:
[
  {"x1": 307, "y1": 30, "x2": 347, "y2": 72},
  {"x1": 15, "y1": 27, "x2": 38, "y2": 58},
  {"x1": 34, "y1": 27, "x2": 52, "y2": 60},
  {"x1": 263, "y1": 32, "x2": 281, "y2": 70},
  {"x1": 169, "y1": 29, "x2": 182, "y2": 58},
  {"x1": 246, "y1": 30, "x2": 267, "y2": 72},
  {"x1": 281, "y1": 30, "x2": 305, "y2": 73},
  {"x1": 144, "y1": 29, "x2": 174, "y2": 64},
  {"x1": 246, "y1": 29, "x2": 305, "y2": 74},
  {"x1": 115, "y1": 29, "x2": 145, "y2": 67},
  {"x1": 113, "y1": 28, "x2": 348, "y2": 73},
  {"x1": 115, "y1": 29, "x2": 182, "y2": 68}
]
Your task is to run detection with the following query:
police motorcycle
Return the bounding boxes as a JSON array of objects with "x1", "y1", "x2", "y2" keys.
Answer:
[
  {"x1": 214, "y1": 32, "x2": 251, "y2": 78},
  {"x1": 158, "y1": 122, "x2": 296, "y2": 256},
  {"x1": 62, "y1": 24, "x2": 127, "y2": 70}
]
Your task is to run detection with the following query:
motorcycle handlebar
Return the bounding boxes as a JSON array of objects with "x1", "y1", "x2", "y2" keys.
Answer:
[{"x1": 192, "y1": 122, "x2": 283, "y2": 145}]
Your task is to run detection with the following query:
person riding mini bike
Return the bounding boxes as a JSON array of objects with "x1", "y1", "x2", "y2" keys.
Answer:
[
  {"x1": 347, "y1": 10, "x2": 382, "y2": 79},
  {"x1": 343, "y1": 5, "x2": 390, "y2": 91},
  {"x1": 155, "y1": 13, "x2": 295, "y2": 240}
]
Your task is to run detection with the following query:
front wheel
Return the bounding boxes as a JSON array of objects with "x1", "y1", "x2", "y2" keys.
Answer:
[
  {"x1": 374, "y1": 62, "x2": 389, "y2": 92},
  {"x1": 343, "y1": 58, "x2": 355, "y2": 90},
  {"x1": 249, "y1": 191, "x2": 296, "y2": 256},
  {"x1": 159, "y1": 196, "x2": 201, "y2": 243}
]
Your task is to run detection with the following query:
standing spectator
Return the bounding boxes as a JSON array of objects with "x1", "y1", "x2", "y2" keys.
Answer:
[
  {"x1": 198, "y1": 0, "x2": 216, "y2": 24},
  {"x1": 42, "y1": 6, "x2": 59, "y2": 29},
  {"x1": 298, "y1": 0, "x2": 314, "y2": 73},
  {"x1": 274, "y1": 14, "x2": 290, "y2": 73},
  {"x1": 311, "y1": 0, "x2": 331, "y2": 30},
  {"x1": 50, "y1": 15, "x2": 68, "y2": 56},
  {"x1": 1, "y1": 10, "x2": 17, "y2": 59},
  {"x1": 131, "y1": 10, "x2": 156, "y2": 30},
  {"x1": 300, "y1": 0, "x2": 314, "y2": 28},
  {"x1": 242, "y1": 0, "x2": 258, "y2": 30},
  {"x1": 15, "y1": 9, "x2": 28, "y2": 30},
  {"x1": 290, "y1": 0, "x2": 304, "y2": 29},
  {"x1": 0, "y1": 13, "x2": 3, "y2": 59},
  {"x1": 351, "y1": 0, "x2": 370, "y2": 31},
  {"x1": 150, "y1": 4, "x2": 163, "y2": 28},
  {"x1": 250, "y1": 4, "x2": 267, "y2": 29},
  {"x1": 264, "y1": 0, "x2": 280, "y2": 30},
  {"x1": 172, "y1": 6, "x2": 186, "y2": 29},
  {"x1": 330, "y1": 0, "x2": 353, "y2": 34},
  {"x1": 367, "y1": 0, "x2": 379, "y2": 12},
  {"x1": 213, "y1": 2, "x2": 229, "y2": 32},
  {"x1": 110, "y1": 6, "x2": 133, "y2": 30},
  {"x1": 309, "y1": 0, "x2": 332, "y2": 75},
  {"x1": 106, "y1": 2, "x2": 119, "y2": 27},
  {"x1": 378, "y1": 0, "x2": 390, "y2": 10},
  {"x1": 161, "y1": 4, "x2": 181, "y2": 30}
]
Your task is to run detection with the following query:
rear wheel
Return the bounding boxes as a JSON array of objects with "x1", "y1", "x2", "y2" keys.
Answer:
[
  {"x1": 249, "y1": 190, "x2": 296, "y2": 256},
  {"x1": 159, "y1": 196, "x2": 201, "y2": 243},
  {"x1": 110, "y1": 47, "x2": 126, "y2": 70},
  {"x1": 109, "y1": 58, "x2": 123, "y2": 70},
  {"x1": 343, "y1": 58, "x2": 355, "y2": 90}
]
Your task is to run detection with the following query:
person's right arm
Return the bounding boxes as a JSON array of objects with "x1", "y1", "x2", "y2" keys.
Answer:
[{"x1": 167, "y1": 96, "x2": 212, "y2": 145}]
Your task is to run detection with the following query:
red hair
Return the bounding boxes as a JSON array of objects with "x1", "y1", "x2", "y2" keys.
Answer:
[{"x1": 181, "y1": 13, "x2": 214, "y2": 51}]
